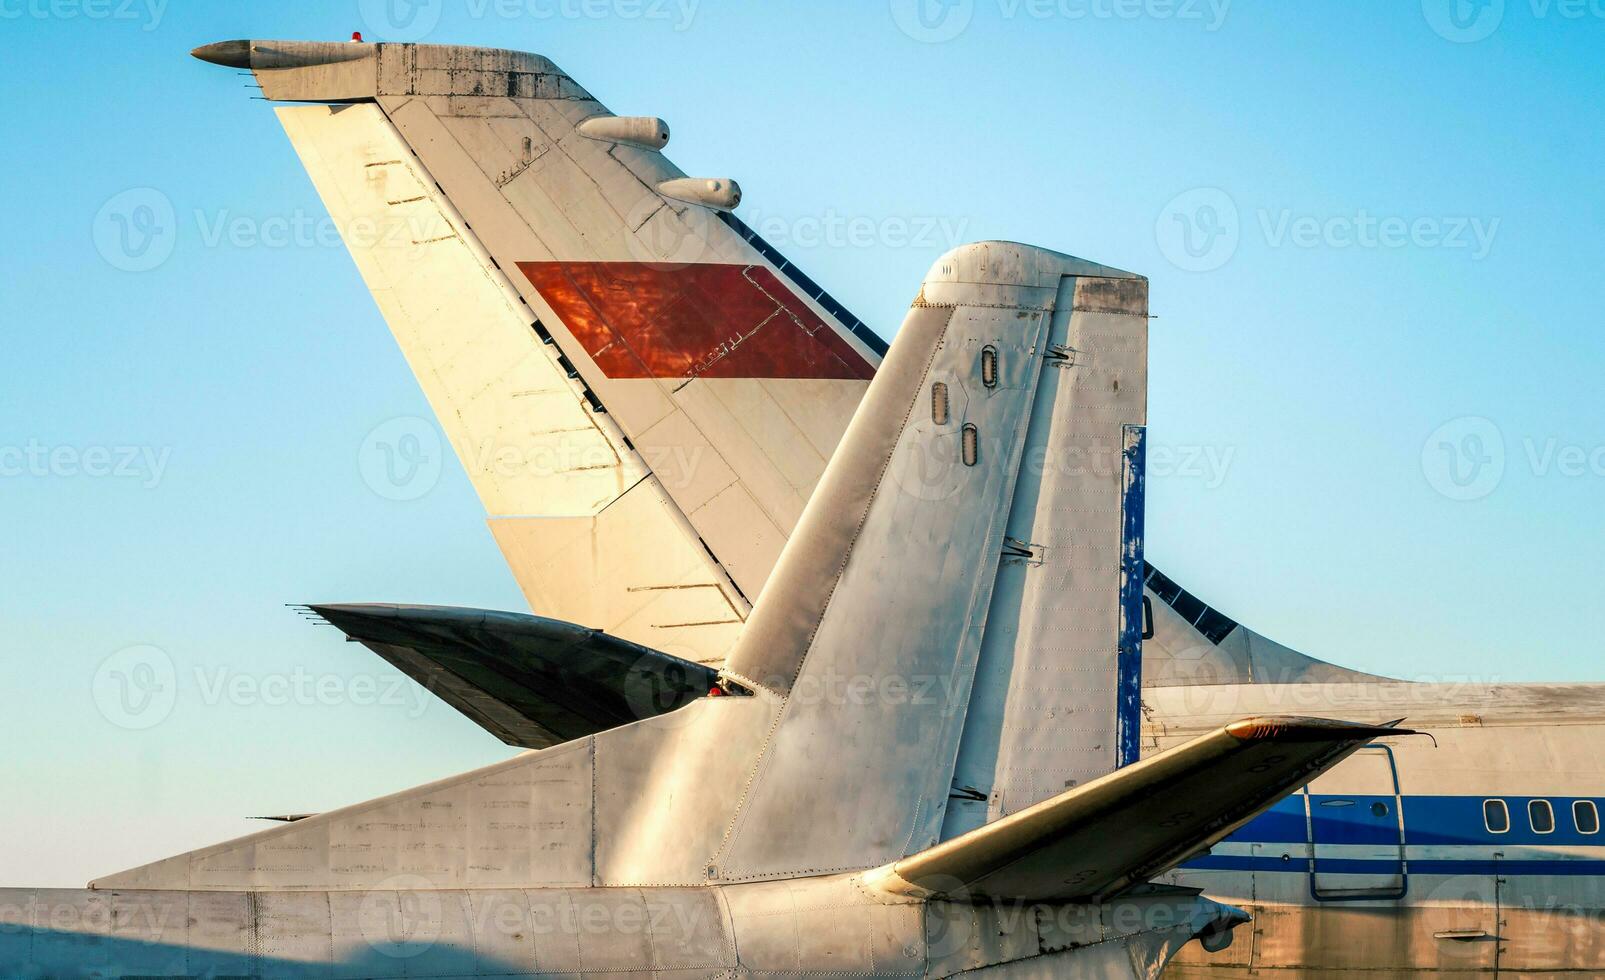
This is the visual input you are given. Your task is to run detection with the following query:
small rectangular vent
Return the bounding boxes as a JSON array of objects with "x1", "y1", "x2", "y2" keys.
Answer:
[
  {"x1": 981, "y1": 346, "x2": 998, "y2": 388},
  {"x1": 962, "y1": 424, "x2": 979, "y2": 466},
  {"x1": 931, "y1": 382, "x2": 950, "y2": 425}
]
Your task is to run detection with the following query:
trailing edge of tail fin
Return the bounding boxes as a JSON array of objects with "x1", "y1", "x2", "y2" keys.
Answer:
[
  {"x1": 246, "y1": 42, "x2": 881, "y2": 666},
  {"x1": 863, "y1": 717, "x2": 1416, "y2": 903}
]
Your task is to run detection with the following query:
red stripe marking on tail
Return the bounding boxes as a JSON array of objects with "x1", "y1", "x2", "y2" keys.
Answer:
[{"x1": 518, "y1": 261, "x2": 876, "y2": 382}]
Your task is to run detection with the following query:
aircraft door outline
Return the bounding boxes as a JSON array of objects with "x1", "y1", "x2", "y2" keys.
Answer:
[{"x1": 1303, "y1": 744, "x2": 1409, "y2": 902}]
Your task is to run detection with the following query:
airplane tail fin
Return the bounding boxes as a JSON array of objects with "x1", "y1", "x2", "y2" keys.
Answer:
[
  {"x1": 863, "y1": 716, "x2": 1414, "y2": 903},
  {"x1": 234, "y1": 40, "x2": 1334, "y2": 704},
  {"x1": 226, "y1": 41, "x2": 883, "y2": 666},
  {"x1": 698, "y1": 242, "x2": 1152, "y2": 880}
]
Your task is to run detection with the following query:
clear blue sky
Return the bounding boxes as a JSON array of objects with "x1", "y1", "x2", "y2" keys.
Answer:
[{"x1": 3, "y1": 1, "x2": 1602, "y2": 886}]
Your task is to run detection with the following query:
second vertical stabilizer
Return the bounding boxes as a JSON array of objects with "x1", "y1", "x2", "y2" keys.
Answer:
[{"x1": 714, "y1": 243, "x2": 1148, "y2": 879}]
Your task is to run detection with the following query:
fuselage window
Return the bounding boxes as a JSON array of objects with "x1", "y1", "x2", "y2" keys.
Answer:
[
  {"x1": 1483, "y1": 799, "x2": 1510, "y2": 834},
  {"x1": 1575, "y1": 800, "x2": 1600, "y2": 835},
  {"x1": 1529, "y1": 799, "x2": 1556, "y2": 834}
]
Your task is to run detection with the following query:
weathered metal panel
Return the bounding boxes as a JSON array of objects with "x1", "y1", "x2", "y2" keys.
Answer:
[
  {"x1": 255, "y1": 891, "x2": 333, "y2": 974},
  {"x1": 592, "y1": 695, "x2": 778, "y2": 886},
  {"x1": 92, "y1": 739, "x2": 596, "y2": 892},
  {"x1": 724, "y1": 876, "x2": 924, "y2": 977},
  {"x1": 487, "y1": 480, "x2": 749, "y2": 666},
  {"x1": 527, "y1": 889, "x2": 585, "y2": 972},
  {"x1": 640, "y1": 887, "x2": 731, "y2": 971},
  {"x1": 462, "y1": 889, "x2": 538, "y2": 970}
]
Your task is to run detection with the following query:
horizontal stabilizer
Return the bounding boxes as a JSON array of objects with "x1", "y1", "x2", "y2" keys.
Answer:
[
  {"x1": 865, "y1": 716, "x2": 1413, "y2": 903},
  {"x1": 308, "y1": 604, "x2": 715, "y2": 748}
]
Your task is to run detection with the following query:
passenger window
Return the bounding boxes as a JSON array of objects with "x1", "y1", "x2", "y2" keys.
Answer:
[
  {"x1": 1530, "y1": 799, "x2": 1556, "y2": 834},
  {"x1": 1483, "y1": 799, "x2": 1510, "y2": 834},
  {"x1": 1575, "y1": 800, "x2": 1600, "y2": 835}
]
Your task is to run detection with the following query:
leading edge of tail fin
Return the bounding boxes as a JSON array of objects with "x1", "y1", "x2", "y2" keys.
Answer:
[
  {"x1": 863, "y1": 717, "x2": 1417, "y2": 903},
  {"x1": 704, "y1": 243, "x2": 1148, "y2": 880},
  {"x1": 232, "y1": 42, "x2": 882, "y2": 666}
]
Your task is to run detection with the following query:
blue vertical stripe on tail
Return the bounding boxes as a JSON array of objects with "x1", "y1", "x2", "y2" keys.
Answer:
[{"x1": 1117, "y1": 425, "x2": 1147, "y2": 768}]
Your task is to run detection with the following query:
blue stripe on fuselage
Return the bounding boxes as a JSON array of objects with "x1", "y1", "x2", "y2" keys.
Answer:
[
  {"x1": 1184, "y1": 854, "x2": 1605, "y2": 876},
  {"x1": 1216, "y1": 794, "x2": 1605, "y2": 848}
]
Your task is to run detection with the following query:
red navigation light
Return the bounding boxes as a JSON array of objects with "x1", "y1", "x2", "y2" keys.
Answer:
[{"x1": 351, "y1": 31, "x2": 364, "y2": 42}]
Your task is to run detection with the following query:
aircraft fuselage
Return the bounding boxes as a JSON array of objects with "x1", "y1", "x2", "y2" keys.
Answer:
[{"x1": 1155, "y1": 680, "x2": 1605, "y2": 976}]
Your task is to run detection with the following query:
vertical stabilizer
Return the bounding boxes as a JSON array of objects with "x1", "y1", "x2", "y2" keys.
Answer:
[
  {"x1": 713, "y1": 243, "x2": 1148, "y2": 879},
  {"x1": 257, "y1": 43, "x2": 882, "y2": 666},
  {"x1": 940, "y1": 272, "x2": 1150, "y2": 837}
]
